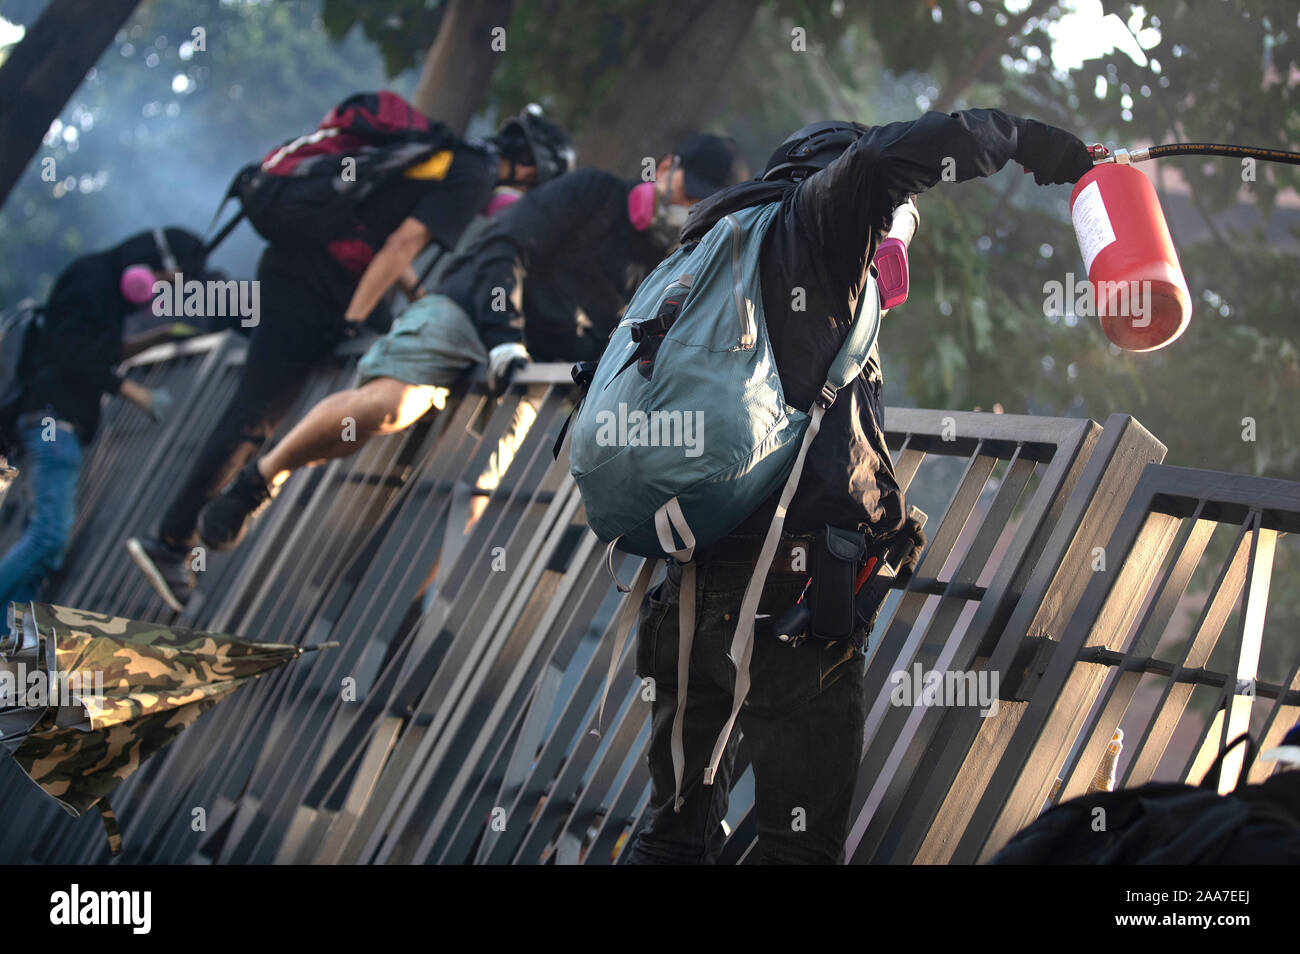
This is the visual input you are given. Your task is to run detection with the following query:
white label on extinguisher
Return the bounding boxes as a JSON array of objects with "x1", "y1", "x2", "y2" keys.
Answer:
[{"x1": 1071, "y1": 180, "x2": 1117, "y2": 272}]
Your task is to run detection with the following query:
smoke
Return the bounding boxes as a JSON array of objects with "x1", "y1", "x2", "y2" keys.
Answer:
[{"x1": 0, "y1": 0, "x2": 416, "y2": 304}]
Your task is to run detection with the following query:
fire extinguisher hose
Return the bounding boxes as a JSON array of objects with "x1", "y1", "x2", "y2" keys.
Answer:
[
  {"x1": 1145, "y1": 143, "x2": 1300, "y2": 165},
  {"x1": 1097, "y1": 142, "x2": 1300, "y2": 166}
]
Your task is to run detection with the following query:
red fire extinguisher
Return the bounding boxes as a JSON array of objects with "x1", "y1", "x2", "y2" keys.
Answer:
[
  {"x1": 1070, "y1": 146, "x2": 1190, "y2": 351},
  {"x1": 1068, "y1": 140, "x2": 1300, "y2": 352}
]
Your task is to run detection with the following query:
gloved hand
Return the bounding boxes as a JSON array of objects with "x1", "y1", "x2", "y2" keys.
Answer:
[
  {"x1": 1015, "y1": 119, "x2": 1093, "y2": 185},
  {"x1": 147, "y1": 387, "x2": 174, "y2": 422},
  {"x1": 487, "y1": 341, "x2": 530, "y2": 395},
  {"x1": 894, "y1": 515, "x2": 927, "y2": 584}
]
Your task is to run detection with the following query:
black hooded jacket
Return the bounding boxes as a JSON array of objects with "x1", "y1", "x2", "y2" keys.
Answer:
[
  {"x1": 437, "y1": 167, "x2": 670, "y2": 362},
  {"x1": 682, "y1": 108, "x2": 1028, "y2": 537},
  {"x1": 16, "y1": 228, "x2": 205, "y2": 443}
]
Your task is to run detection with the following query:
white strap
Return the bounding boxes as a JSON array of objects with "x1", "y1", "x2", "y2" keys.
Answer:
[
  {"x1": 705, "y1": 403, "x2": 826, "y2": 786},
  {"x1": 654, "y1": 507, "x2": 678, "y2": 558},
  {"x1": 592, "y1": 559, "x2": 655, "y2": 736},
  {"x1": 653, "y1": 498, "x2": 696, "y2": 563},
  {"x1": 665, "y1": 498, "x2": 695, "y2": 557},
  {"x1": 153, "y1": 227, "x2": 178, "y2": 273}
]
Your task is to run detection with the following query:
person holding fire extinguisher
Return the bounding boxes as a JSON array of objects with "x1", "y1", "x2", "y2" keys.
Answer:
[{"x1": 623, "y1": 109, "x2": 1093, "y2": 865}]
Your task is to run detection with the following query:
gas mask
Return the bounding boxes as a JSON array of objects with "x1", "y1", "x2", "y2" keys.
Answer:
[
  {"x1": 628, "y1": 159, "x2": 690, "y2": 253},
  {"x1": 485, "y1": 185, "x2": 524, "y2": 218}
]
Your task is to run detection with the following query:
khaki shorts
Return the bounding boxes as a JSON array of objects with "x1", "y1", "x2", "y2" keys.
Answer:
[{"x1": 357, "y1": 293, "x2": 488, "y2": 388}]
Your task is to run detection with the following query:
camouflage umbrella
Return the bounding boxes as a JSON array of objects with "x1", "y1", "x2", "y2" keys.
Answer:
[{"x1": 0, "y1": 601, "x2": 333, "y2": 852}]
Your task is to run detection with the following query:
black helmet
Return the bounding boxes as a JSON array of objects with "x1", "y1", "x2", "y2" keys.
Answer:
[
  {"x1": 493, "y1": 105, "x2": 576, "y2": 184},
  {"x1": 762, "y1": 120, "x2": 869, "y2": 181}
]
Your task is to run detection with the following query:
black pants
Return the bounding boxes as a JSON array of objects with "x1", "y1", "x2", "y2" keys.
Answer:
[
  {"x1": 625, "y1": 551, "x2": 867, "y2": 865},
  {"x1": 158, "y1": 251, "x2": 345, "y2": 544}
]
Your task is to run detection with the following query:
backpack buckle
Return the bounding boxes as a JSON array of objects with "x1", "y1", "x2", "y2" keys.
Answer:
[
  {"x1": 570, "y1": 361, "x2": 598, "y2": 388},
  {"x1": 817, "y1": 383, "x2": 838, "y2": 409}
]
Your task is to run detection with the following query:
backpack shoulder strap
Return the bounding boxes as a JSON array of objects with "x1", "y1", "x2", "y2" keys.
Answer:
[
  {"x1": 823, "y1": 270, "x2": 882, "y2": 405},
  {"x1": 704, "y1": 270, "x2": 882, "y2": 787}
]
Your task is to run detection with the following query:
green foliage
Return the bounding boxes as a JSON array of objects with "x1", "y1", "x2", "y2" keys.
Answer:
[
  {"x1": 318, "y1": 0, "x2": 655, "y2": 133},
  {"x1": 319, "y1": 0, "x2": 445, "y2": 76}
]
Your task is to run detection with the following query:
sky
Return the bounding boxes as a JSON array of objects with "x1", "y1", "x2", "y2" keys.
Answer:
[{"x1": 1044, "y1": 0, "x2": 1158, "y2": 71}]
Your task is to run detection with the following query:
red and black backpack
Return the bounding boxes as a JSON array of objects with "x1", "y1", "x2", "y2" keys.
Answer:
[{"x1": 207, "y1": 92, "x2": 459, "y2": 272}]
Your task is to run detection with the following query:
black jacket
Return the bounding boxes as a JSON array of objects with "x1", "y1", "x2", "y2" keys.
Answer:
[
  {"x1": 683, "y1": 109, "x2": 1029, "y2": 537},
  {"x1": 17, "y1": 229, "x2": 204, "y2": 443},
  {"x1": 437, "y1": 167, "x2": 669, "y2": 362}
]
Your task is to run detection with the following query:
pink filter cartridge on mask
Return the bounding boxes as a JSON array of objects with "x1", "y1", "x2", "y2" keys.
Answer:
[
  {"x1": 120, "y1": 266, "x2": 157, "y2": 305},
  {"x1": 627, "y1": 182, "x2": 656, "y2": 231},
  {"x1": 485, "y1": 186, "x2": 523, "y2": 217},
  {"x1": 872, "y1": 238, "x2": 909, "y2": 310}
]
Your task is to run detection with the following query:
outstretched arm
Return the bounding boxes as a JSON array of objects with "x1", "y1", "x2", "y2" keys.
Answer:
[
  {"x1": 120, "y1": 323, "x2": 197, "y2": 360},
  {"x1": 792, "y1": 108, "x2": 1089, "y2": 294},
  {"x1": 344, "y1": 217, "x2": 432, "y2": 324}
]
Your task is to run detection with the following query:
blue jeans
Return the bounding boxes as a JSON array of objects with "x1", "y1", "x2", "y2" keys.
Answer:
[{"x1": 0, "y1": 422, "x2": 83, "y2": 622}]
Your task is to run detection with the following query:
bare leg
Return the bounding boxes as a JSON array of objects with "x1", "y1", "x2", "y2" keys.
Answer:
[{"x1": 257, "y1": 376, "x2": 445, "y2": 485}]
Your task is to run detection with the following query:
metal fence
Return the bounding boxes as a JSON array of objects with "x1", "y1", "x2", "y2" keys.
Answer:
[{"x1": 1, "y1": 331, "x2": 1297, "y2": 864}]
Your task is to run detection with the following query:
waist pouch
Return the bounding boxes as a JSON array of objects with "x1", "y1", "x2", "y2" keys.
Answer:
[{"x1": 807, "y1": 525, "x2": 867, "y2": 641}]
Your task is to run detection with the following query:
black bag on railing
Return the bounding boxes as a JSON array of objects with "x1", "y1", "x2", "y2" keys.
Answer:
[{"x1": 989, "y1": 732, "x2": 1300, "y2": 864}]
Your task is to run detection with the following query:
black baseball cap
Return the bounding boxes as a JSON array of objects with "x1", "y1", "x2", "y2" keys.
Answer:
[{"x1": 675, "y1": 134, "x2": 749, "y2": 200}]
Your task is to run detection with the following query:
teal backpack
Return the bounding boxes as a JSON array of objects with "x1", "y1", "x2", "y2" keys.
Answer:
[{"x1": 569, "y1": 200, "x2": 889, "y2": 807}]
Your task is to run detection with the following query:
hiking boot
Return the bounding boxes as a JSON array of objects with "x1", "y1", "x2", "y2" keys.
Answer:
[
  {"x1": 126, "y1": 536, "x2": 195, "y2": 613},
  {"x1": 198, "y1": 461, "x2": 275, "y2": 551}
]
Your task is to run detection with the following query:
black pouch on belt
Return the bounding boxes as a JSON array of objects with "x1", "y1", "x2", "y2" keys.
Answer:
[{"x1": 808, "y1": 525, "x2": 867, "y2": 641}]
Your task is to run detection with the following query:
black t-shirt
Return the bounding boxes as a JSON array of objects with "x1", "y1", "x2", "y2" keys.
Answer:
[
  {"x1": 272, "y1": 142, "x2": 498, "y2": 324},
  {"x1": 357, "y1": 142, "x2": 498, "y2": 252},
  {"x1": 436, "y1": 167, "x2": 668, "y2": 363}
]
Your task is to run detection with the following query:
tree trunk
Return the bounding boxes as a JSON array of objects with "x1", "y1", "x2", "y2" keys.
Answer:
[
  {"x1": 576, "y1": 0, "x2": 762, "y2": 175},
  {"x1": 0, "y1": 0, "x2": 142, "y2": 210},
  {"x1": 412, "y1": 0, "x2": 516, "y2": 133}
]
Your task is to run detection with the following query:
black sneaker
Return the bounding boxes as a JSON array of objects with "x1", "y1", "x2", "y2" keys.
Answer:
[
  {"x1": 198, "y1": 462, "x2": 274, "y2": 551},
  {"x1": 126, "y1": 536, "x2": 195, "y2": 613}
]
